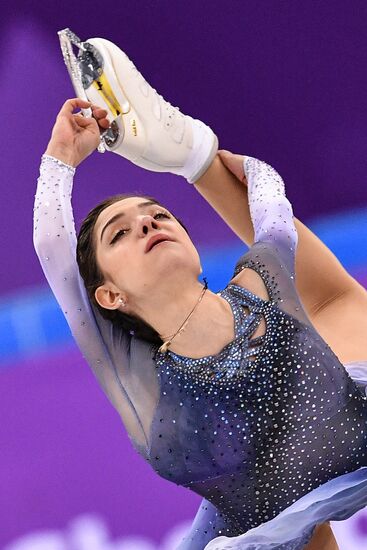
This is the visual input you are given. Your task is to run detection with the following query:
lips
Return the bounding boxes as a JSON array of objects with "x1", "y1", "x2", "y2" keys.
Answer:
[{"x1": 145, "y1": 234, "x2": 173, "y2": 253}]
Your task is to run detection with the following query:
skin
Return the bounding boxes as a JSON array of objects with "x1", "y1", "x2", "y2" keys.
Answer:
[
  {"x1": 195, "y1": 151, "x2": 367, "y2": 365},
  {"x1": 193, "y1": 152, "x2": 367, "y2": 550},
  {"x1": 45, "y1": 99, "x2": 262, "y2": 358},
  {"x1": 93, "y1": 196, "x2": 238, "y2": 356},
  {"x1": 46, "y1": 97, "x2": 367, "y2": 548}
]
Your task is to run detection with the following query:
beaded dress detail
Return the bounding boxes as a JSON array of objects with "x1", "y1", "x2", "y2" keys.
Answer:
[{"x1": 34, "y1": 154, "x2": 367, "y2": 550}]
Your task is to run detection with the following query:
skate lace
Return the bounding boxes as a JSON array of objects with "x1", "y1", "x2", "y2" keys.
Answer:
[
  {"x1": 133, "y1": 60, "x2": 184, "y2": 135},
  {"x1": 154, "y1": 87, "x2": 181, "y2": 127}
]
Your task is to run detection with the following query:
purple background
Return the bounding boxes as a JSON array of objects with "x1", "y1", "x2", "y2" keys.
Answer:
[
  {"x1": 1, "y1": 1, "x2": 367, "y2": 548},
  {"x1": 2, "y1": 0, "x2": 367, "y2": 296},
  {"x1": 1, "y1": 349, "x2": 196, "y2": 547}
]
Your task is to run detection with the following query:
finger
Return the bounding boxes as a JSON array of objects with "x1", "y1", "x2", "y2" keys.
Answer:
[
  {"x1": 218, "y1": 150, "x2": 246, "y2": 181},
  {"x1": 91, "y1": 104, "x2": 107, "y2": 114},
  {"x1": 218, "y1": 149, "x2": 244, "y2": 160},
  {"x1": 97, "y1": 117, "x2": 110, "y2": 130},
  {"x1": 58, "y1": 98, "x2": 92, "y2": 117},
  {"x1": 92, "y1": 107, "x2": 109, "y2": 120},
  {"x1": 74, "y1": 112, "x2": 109, "y2": 130},
  {"x1": 73, "y1": 113, "x2": 97, "y2": 129}
]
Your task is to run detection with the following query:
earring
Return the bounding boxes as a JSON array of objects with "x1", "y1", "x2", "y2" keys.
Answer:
[{"x1": 119, "y1": 298, "x2": 126, "y2": 307}]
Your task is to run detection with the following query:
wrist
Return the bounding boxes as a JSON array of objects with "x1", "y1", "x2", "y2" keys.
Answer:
[{"x1": 44, "y1": 144, "x2": 78, "y2": 167}]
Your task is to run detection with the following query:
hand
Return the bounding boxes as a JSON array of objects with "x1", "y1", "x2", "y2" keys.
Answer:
[
  {"x1": 45, "y1": 98, "x2": 110, "y2": 167},
  {"x1": 218, "y1": 150, "x2": 247, "y2": 185}
]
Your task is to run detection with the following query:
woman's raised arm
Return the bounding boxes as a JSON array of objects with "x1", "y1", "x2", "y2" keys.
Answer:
[{"x1": 33, "y1": 99, "x2": 152, "y2": 449}]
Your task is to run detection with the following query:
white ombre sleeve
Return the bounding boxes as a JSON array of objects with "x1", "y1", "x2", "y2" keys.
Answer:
[
  {"x1": 33, "y1": 155, "x2": 159, "y2": 453},
  {"x1": 244, "y1": 156, "x2": 298, "y2": 278}
]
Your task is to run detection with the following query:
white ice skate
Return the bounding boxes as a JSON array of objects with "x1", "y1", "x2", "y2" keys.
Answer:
[{"x1": 58, "y1": 28, "x2": 218, "y2": 182}]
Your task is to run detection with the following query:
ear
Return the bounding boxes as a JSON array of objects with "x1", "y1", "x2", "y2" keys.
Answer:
[{"x1": 95, "y1": 283, "x2": 127, "y2": 311}]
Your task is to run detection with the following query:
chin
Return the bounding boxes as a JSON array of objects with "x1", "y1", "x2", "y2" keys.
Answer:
[{"x1": 151, "y1": 246, "x2": 199, "y2": 274}]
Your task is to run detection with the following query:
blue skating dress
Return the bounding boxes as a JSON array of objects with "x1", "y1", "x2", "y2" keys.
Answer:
[{"x1": 34, "y1": 154, "x2": 367, "y2": 549}]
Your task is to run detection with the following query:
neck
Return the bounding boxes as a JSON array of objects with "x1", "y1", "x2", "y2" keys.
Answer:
[{"x1": 132, "y1": 278, "x2": 235, "y2": 357}]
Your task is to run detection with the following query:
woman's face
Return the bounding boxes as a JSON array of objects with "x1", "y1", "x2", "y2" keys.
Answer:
[{"x1": 93, "y1": 197, "x2": 201, "y2": 310}]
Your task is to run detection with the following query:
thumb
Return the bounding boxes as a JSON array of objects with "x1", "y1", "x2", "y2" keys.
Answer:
[{"x1": 218, "y1": 150, "x2": 246, "y2": 182}]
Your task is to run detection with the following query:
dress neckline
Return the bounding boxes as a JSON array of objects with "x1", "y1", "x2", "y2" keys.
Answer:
[{"x1": 155, "y1": 284, "x2": 268, "y2": 364}]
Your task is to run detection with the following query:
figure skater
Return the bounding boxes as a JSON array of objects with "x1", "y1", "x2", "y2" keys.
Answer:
[{"x1": 34, "y1": 33, "x2": 367, "y2": 550}]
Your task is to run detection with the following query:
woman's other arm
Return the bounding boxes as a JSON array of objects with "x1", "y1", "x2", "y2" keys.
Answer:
[
  {"x1": 194, "y1": 151, "x2": 367, "y2": 363},
  {"x1": 193, "y1": 152, "x2": 358, "y2": 313}
]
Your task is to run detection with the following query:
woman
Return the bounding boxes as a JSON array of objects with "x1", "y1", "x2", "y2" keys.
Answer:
[{"x1": 34, "y1": 35, "x2": 367, "y2": 550}]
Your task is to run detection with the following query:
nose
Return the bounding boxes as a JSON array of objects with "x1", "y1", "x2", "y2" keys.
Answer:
[{"x1": 137, "y1": 215, "x2": 159, "y2": 237}]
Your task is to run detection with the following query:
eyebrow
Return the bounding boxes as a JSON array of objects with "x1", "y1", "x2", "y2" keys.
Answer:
[{"x1": 100, "y1": 200, "x2": 158, "y2": 242}]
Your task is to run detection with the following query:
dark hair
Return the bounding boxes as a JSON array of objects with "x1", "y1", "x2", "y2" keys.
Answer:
[{"x1": 76, "y1": 193, "x2": 189, "y2": 345}]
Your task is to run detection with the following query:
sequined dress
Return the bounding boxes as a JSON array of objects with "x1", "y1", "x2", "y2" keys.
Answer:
[{"x1": 34, "y1": 155, "x2": 367, "y2": 550}]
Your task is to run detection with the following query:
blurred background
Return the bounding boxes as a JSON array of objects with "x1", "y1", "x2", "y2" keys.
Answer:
[{"x1": 1, "y1": 1, "x2": 367, "y2": 548}]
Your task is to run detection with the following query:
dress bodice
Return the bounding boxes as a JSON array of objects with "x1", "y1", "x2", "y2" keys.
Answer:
[{"x1": 149, "y1": 278, "x2": 367, "y2": 534}]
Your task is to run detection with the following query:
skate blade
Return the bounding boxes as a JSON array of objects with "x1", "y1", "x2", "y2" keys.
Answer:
[{"x1": 58, "y1": 28, "x2": 122, "y2": 152}]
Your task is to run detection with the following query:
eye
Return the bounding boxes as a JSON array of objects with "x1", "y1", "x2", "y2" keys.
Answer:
[
  {"x1": 110, "y1": 228, "x2": 129, "y2": 245},
  {"x1": 154, "y1": 211, "x2": 170, "y2": 220}
]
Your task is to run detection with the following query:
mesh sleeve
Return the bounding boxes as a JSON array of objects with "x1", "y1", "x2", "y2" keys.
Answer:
[
  {"x1": 244, "y1": 156, "x2": 298, "y2": 278},
  {"x1": 233, "y1": 157, "x2": 310, "y2": 325},
  {"x1": 33, "y1": 155, "x2": 158, "y2": 450}
]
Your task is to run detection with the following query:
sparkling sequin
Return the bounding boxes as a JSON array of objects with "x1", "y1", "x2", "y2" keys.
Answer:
[
  {"x1": 34, "y1": 155, "x2": 367, "y2": 549},
  {"x1": 153, "y1": 267, "x2": 367, "y2": 536}
]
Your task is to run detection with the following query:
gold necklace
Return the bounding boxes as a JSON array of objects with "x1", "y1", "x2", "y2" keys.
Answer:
[{"x1": 158, "y1": 278, "x2": 208, "y2": 353}]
